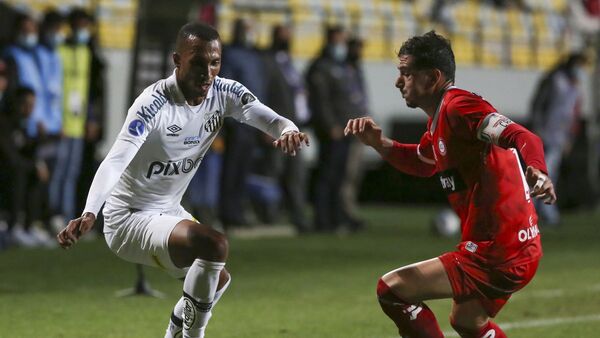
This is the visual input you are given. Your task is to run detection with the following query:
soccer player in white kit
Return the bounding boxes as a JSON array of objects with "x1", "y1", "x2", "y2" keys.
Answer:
[{"x1": 56, "y1": 22, "x2": 309, "y2": 338}]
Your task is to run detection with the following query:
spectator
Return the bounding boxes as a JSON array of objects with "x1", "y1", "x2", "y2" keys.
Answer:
[
  {"x1": 260, "y1": 24, "x2": 311, "y2": 233},
  {"x1": 3, "y1": 13, "x2": 44, "y2": 137},
  {"x1": 306, "y1": 25, "x2": 362, "y2": 232},
  {"x1": 530, "y1": 52, "x2": 587, "y2": 226},
  {"x1": 3, "y1": 12, "x2": 59, "y2": 245},
  {"x1": 219, "y1": 18, "x2": 267, "y2": 229},
  {"x1": 0, "y1": 87, "x2": 49, "y2": 247},
  {"x1": 49, "y1": 8, "x2": 92, "y2": 229},
  {"x1": 341, "y1": 37, "x2": 369, "y2": 231}
]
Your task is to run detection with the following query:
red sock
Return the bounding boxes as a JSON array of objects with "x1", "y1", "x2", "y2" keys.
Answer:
[
  {"x1": 477, "y1": 321, "x2": 506, "y2": 338},
  {"x1": 376, "y1": 278, "x2": 444, "y2": 338},
  {"x1": 451, "y1": 319, "x2": 507, "y2": 338}
]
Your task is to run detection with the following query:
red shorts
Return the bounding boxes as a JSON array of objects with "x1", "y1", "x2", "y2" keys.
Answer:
[{"x1": 439, "y1": 251, "x2": 540, "y2": 317}]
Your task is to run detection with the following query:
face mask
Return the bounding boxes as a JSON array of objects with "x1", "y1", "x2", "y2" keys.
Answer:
[
  {"x1": 331, "y1": 43, "x2": 347, "y2": 62},
  {"x1": 575, "y1": 66, "x2": 586, "y2": 81},
  {"x1": 244, "y1": 31, "x2": 256, "y2": 47},
  {"x1": 47, "y1": 32, "x2": 65, "y2": 47},
  {"x1": 75, "y1": 29, "x2": 91, "y2": 44},
  {"x1": 18, "y1": 33, "x2": 38, "y2": 48}
]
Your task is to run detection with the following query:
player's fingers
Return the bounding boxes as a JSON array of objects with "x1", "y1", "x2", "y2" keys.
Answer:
[
  {"x1": 359, "y1": 118, "x2": 366, "y2": 133},
  {"x1": 533, "y1": 175, "x2": 546, "y2": 192},
  {"x1": 64, "y1": 221, "x2": 81, "y2": 242},
  {"x1": 540, "y1": 184, "x2": 557, "y2": 204},
  {"x1": 57, "y1": 229, "x2": 72, "y2": 248},
  {"x1": 344, "y1": 120, "x2": 353, "y2": 136},
  {"x1": 286, "y1": 135, "x2": 295, "y2": 155},
  {"x1": 293, "y1": 133, "x2": 301, "y2": 149},
  {"x1": 300, "y1": 133, "x2": 310, "y2": 146},
  {"x1": 346, "y1": 119, "x2": 357, "y2": 135},
  {"x1": 352, "y1": 118, "x2": 360, "y2": 133}
]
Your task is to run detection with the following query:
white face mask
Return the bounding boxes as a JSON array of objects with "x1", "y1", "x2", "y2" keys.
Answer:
[
  {"x1": 75, "y1": 29, "x2": 90, "y2": 44},
  {"x1": 331, "y1": 43, "x2": 347, "y2": 62},
  {"x1": 18, "y1": 33, "x2": 38, "y2": 48},
  {"x1": 574, "y1": 66, "x2": 586, "y2": 81}
]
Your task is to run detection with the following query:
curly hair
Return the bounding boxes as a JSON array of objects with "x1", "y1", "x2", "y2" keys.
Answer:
[{"x1": 398, "y1": 31, "x2": 456, "y2": 82}]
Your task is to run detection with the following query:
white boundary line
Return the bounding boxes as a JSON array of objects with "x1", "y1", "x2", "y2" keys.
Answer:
[{"x1": 441, "y1": 314, "x2": 600, "y2": 337}]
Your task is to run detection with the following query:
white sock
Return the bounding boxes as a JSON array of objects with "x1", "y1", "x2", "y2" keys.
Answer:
[
  {"x1": 165, "y1": 277, "x2": 231, "y2": 338},
  {"x1": 182, "y1": 259, "x2": 225, "y2": 338},
  {"x1": 165, "y1": 298, "x2": 184, "y2": 338}
]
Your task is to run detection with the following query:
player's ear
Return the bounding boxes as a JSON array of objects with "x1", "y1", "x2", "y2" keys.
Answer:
[
  {"x1": 173, "y1": 52, "x2": 181, "y2": 68},
  {"x1": 430, "y1": 69, "x2": 443, "y2": 86}
]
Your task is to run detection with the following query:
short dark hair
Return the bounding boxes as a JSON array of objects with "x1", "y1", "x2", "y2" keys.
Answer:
[
  {"x1": 68, "y1": 7, "x2": 92, "y2": 28},
  {"x1": 42, "y1": 9, "x2": 64, "y2": 30},
  {"x1": 398, "y1": 31, "x2": 456, "y2": 82},
  {"x1": 325, "y1": 24, "x2": 344, "y2": 44},
  {"x1": 176, "y1": 22, "x2": 220, "y2": 52}
]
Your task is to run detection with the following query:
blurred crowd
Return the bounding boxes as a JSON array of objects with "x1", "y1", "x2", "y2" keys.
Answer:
[
  {"x1": 0, "y1": 7, "x2": 105, "y2": 249},
  {"x1": 187, "y1": 18, "x2": 370, "y2": 235}
]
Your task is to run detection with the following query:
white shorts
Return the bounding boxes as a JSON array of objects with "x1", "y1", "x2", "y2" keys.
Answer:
[{"x1": 103, "y1": 205, "x2": 194, "y2": 278}]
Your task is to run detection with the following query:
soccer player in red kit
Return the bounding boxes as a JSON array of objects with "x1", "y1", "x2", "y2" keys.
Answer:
[{"x1": 345, "y1": 31, "x2": 556, "y2": 338}]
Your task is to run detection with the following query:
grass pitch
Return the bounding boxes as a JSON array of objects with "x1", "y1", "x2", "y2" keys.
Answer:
[{"x1": 1, "y1": 205, "x2": 599, "y2": 337}]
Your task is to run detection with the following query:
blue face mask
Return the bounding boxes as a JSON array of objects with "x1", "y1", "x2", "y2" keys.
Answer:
[
  {"x1": 18, "y1": 33, "x2": 38, "y2": 49},
  {"x1": 75, "y1": 29, "x2": 90, "y2": 44},
  {"x1": 331, "y1": 43, "x2": 347, "y2": 62}
]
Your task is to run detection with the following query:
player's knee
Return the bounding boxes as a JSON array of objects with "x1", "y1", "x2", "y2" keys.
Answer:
[
  {"x1": 377, "y1": 277, "x2": 405, "y2": 305},
  {"x1": 449, "y1": 315, "x2": 481, "y2": 338},
  {"x1": 188, "y1": 228, "x2": 229, "y2": 262}
]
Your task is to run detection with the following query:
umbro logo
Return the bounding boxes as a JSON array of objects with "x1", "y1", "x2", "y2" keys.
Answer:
[{"x1": 166, "y1": 124, "x2": 182, "y2": 136}]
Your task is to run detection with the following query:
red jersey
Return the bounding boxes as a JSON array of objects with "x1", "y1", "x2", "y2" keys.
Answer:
[{"x1": 417, "y1": 87, "x2": 542, "y2": 266}]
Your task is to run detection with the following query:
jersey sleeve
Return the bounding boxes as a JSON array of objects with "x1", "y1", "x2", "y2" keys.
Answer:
[
  {"x1": 116, "y1": 87, "x2": 166, "y2": 147},
  {"x1": 416, "y1": 132, "x2": 436, "y2": 165},
  {"x1": 224, "y1": 80, "x2": 298, "y2": 138},
  {"x1": 445, "y1": 94, "x2": 497, "y2": 141},
  {"x1": 383, "y1": 132, "x2": 437, "y2": 177},
  {"x1": 82, "y1": 139, "x2": 139, "y2": 216},
  {"x1": 82, "y1": 88, "x2": 166, "y2": 216}
]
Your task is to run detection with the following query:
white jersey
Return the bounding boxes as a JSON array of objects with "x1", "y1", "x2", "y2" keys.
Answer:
[{"x1": 83, "y1": 71, "x2": 298, "y2": 217}]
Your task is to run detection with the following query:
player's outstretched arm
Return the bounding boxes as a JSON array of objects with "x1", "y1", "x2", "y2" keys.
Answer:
[
  {"x1": 272, "y1": 131, "x2": 310, "y2": 156},
  {"x1": 344, "y1": 117, "x2": 394, "y2": 156},
  {"x1": 345, "y1": 117, "x2": 436, "y2": 177},
  {"x1": 57, "y1": 212, "x2": 96, "y2": 249},
  {"x1": 526, "y1": 166, "x2": 557, "y2": 204}
]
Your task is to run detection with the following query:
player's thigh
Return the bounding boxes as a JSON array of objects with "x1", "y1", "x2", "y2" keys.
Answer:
[
  {"x1": 382, "y1": 257, "x2": 453, "y2": 303},
  {"x1": 105, "y1": 212, "x2": 190, "y2": 278},
  {"x1": 168, "y1": 219, "x2": 228, "y2": 268},
  {"x1": 450, "y1": 298, "x2": 490, "y2": 331}
]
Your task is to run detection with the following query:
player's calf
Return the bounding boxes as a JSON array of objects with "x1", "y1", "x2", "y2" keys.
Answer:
[{"x1": 377, "y1": 278, "x2": 444, "y2": 338}]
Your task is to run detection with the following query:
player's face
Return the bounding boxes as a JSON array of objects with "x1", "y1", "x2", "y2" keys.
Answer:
[
  {"x1": 395, "y1": 55, "x2": 432, "y2": 109},
  {"x1": 174, "y1": 37, "x2": 221, "y2": 104}
]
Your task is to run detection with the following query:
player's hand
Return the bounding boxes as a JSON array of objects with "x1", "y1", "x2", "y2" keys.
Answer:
[
  {"x1": 344, "y1": 117, "x2": 384, "y2": 148},
  {"x1": 526, "y1": 166, "x2": 556, "y2": 204},
  {"x1": 57, "y1": 212, "x2": 96, "y2": 249},
  {"x1": 273, "y1": 131, "x2": 309, "y2": 156}
]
